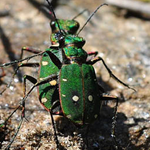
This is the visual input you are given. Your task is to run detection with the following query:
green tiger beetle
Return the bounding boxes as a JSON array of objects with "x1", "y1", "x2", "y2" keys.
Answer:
[{"x1": 0, "y1": 1, "x2": 135, "y2": 149}]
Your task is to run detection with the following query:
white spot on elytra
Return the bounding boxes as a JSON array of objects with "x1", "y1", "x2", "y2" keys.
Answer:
[
  {"x1": 49, "y1": 80, "x2": 57, "y2": 86},
  {"x1": 72, "y1": 95, "x2": 79, "y2": 102},
  {"x1": 88, "y1": 95, "x2": 93, "y2": 101},
  {"x1": 62, "y1": 78, "x2": 67, "y2": 82},
  {"x1": 42, "y1": 61, "x2": 48, "y2": 66},
  {"x1": 62, "y1": 94, "x2": 66, "y2": 97},
  {"x1": 41, "y1": 98, "x2": 47, "y2": 103}
]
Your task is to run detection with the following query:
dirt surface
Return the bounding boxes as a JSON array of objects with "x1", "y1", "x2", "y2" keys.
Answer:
[{"x1": 0, "y1": 0, "x2": 150, "y2": 150}]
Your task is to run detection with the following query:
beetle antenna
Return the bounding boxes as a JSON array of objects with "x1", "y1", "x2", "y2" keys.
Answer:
[
  {"x1": 72, "y1": 9, "x2": 89, "y2": 20},
  {"x1": 46, "y1": 0, "x2": 62, "y2": 34},
  {"x1": 77, "y1": 3, "x2": 108, "y2": 35}
]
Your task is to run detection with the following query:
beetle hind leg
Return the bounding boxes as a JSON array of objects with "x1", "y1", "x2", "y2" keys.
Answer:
[
  {"x1": 49, "y1": 100, "x2": 62, "y2": 150},
  {"x1": 87, "y1": 56, "x2": 135, "y2": 91},
  {"x1": 101, "y1": 95, "x2": 120, "y2": 149}
]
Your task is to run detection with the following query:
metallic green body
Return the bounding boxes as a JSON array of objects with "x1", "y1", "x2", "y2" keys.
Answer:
[
  {"x1": 38, "y1": 48, "x2": 61, "y2": 111},
  {"x1": 38, "y1": 29, "x2": 101, "y2": 125},
  {"x1": 62, "y1": 35, "x2": 87, "y2": 61},
  {"x1": 39, "y1": 17, "x2": 102, "y2": 125},
  {"x1": 59, "y1": 63, "x2": 101, "y2": 125}
]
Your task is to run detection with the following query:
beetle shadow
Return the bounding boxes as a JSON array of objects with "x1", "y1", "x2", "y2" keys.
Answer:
[
  {"x1": 0, "y1": 25, "x2": 23, "y2": 83},
  {"x1": 0, "y1": 124, "x2": 8, "y2": 149},
  {"x1": 55, "y1": 104, "x2": 148, "y2": 150},
  {"x1": 55, "y1": 104, "x2": 128, "y2": 149},
  {"x1": 53, "y1": 76, "x2": 119, "y2": 149},
  {"x1": 116, "y1": 8, "x2": 150, "y2": 21},
  {"x1": 0, "y1": 10, "x2": 10, "y2": 18},
  {"x1": 97, "y1": 76, "x2": 114, "y2": 92},
  {"x1": 91, "y1": 76, "x2": 149, "y2": 150},
  {"x1": 54, "y1": 76, "x2": 148, "y2": 150}
]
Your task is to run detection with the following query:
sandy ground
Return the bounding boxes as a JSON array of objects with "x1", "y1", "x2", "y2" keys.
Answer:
[{"x1": 0, "y1": 0, "x2": 150, "y2": 149}]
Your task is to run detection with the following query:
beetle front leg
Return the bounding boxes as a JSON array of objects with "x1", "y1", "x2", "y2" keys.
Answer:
[
  {"x1": 0, "y1": 52, "x2": 44, "y2": 95},
  {"x1": 0, "y1": 51, "x2": 44, "y2": 68},
  {"x1": 87, "y1": 56, "x2": 135, "y2": 91},
  {"x1": 20, "y1": 47, "x2": 42, "y2": 59},
  {"x1": 86, "y1": 51, "x2": 98, "y2": 62},
  {"x1": 87, "y1": 51, "x2": 98, "y2": 57}
]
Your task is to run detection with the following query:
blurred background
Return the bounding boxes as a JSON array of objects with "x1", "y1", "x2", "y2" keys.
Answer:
[{"x1": 0, "y1": 0, "x2": 150, "y2": 149}]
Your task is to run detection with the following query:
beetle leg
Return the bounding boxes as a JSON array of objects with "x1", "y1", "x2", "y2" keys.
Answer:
[
  {"x1": 49, "y1": 100, "x2": 61, "y2": 150},
  {"x1": 86, "y1": 51, "x2": 98, "y2": 61},
  {"x1": 0, "y1": 63, "x2": 39, "y2": 95},
  {"x1": 4, "y1": 75, "x2": 38, "y2": 149},
  {"x1": 101, "y1": 95, "x2": 119, "y2": 148},
  {"x1": 0, "y1": 51, "x2": 44, "y2": 68},
  {"x1": 22, "y1": 74, "x2": 58, "y2": 106},
  {"x1": 0, "y1": 105, "x2": 21, "y2": 128},
  {"x1": 4, "y1": 74, "x2": 57, "y2": 149},
  {"x1": 5, "y1": 115, "x2": 24, "y2": 150},
  {"x1": 87, "y1": 51, "x2": 98, "y2": 57},
  {"x1": 24, "y1": 74, "x2": 60, "y2": 149},
  {"x1": 1, "y1": 104, "x2": 24, "y2": 149},
  {"x1": 87, "y1": 56, "x2": 135, "y2": 91},
  {"x1": 83, "y1": 125, "x2": 90, "y2": 149},
  {"x1": 20, "y1": 47, "x2": 42, "y2": 59}
]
